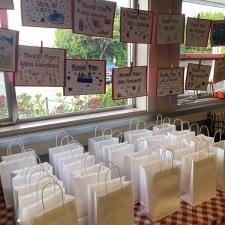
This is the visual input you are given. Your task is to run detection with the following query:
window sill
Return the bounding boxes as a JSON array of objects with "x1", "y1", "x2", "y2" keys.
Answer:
[{"x1": 0, "y1": 108, "x2": 147, "y2": 138}]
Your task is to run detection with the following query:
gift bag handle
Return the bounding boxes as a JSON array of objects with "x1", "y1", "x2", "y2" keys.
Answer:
[
  {"x1": 81, "y1": 154, "x2": 90, "y2": 172},
  {"x1": 97, "y1": 162, "x2": 106, "y2": 185},
  {"x1": 105, "y1": 166, "x2": 122, "y2": 193},
  {"x1": 136, "y1": 121, "x2": 146, "y2": 130},
  {"x1": 138, "y1": 138, "x2": 150, "y2": 153},
  {"x1": 160, "y1": 149, "x2": 174, "y2": 172},
  {"x1": 129, "y1": 119, "x2": 139, "y2": 131},
  {"x1": 112, "y1": 130, "x2": 123, "y2": 143},
  {"x1": 95, "y1": 126, "x2": 104, "y2": 137},
  {"x1": 173, "y1": 118, "x2": 183, "y2": 131},
  {"x1": 60, "y1": 135, "x2": 75, "y2": 147},
  {"x1": 7, "y1": 139, "x2": 25, "y2": 156},
  {"x1": 55, "y1": 131, "x2": 68, "y2": 147},
  {"x1": 28, "y1": 168, "x2": 49, "y2": 191},
  {"x1": 200, "y1": 126, "x2": 210, "y2": 137},
  {"x1": 36, "y1": 175, "x2": 55, "y2": 200},
  {"x1": 214, "y1": 130, "x2": 222, "y2": 142},
  {"x1": 198, "y1": 140, "x2": 210, "y2": 158},
  {"x1": 163, "y1": 117, "x2": 171, "y2": 124},
  {"x1": 41, "y1": 182, "x2": 64, "y2": 214},
  {"x1": 22, "y1": 150, "x2": 41, "y2": 173},
  {"x1": 156, "y1": 114, "x2": 163, "y2": 125},
  {"x1": 147, "y1": 146, "x2": 164, "y2": 164},
  {"x1": 190, "y1": 123, "x2": 199, "y2": 135}
]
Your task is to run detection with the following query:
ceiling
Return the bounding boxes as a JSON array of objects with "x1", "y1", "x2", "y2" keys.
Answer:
[{"x1": 184, "y1": 0, "x2": 225, "y2": 8}]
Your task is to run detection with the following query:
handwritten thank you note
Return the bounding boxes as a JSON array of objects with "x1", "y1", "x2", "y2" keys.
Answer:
[
  {"x1": 157, "y1": 14, "x2": 185, "y2": 45},
  {"x1": 15, "y1": 45, "x2": 66, "y2": 86},
  {"x1": 73, "y1": 0, "x2": 116, "y2": 38},
  {"x1": 186, "y1": 63, "x2": 211, "y2": 91},
  {"x1": 120, "y1": 7, "x2": 153, "y2": 44},
  {"x1": 21, "y1": 0, "x2": 72, "y2": 28},
  {"x1": 214, "y1": 58, "x2": 225, "y2": 84},
  {"x1": 186, "y1": 17, "x2": 211, "y2": 47},
  {"x1": 64, "y1": 59, "x2": 106, "y2": 96},
  {"x1": 157, "y1": 67, "x2": 184, "y2": 97},
  {"x1": 0, "y1": 28, "x2": 18, "y2": 72},
  {"x1": 0, "y1": 0, "x2": 14, "y2": 9},
  {"x1": 112, "y1": 66, "x2": 147, "y2": 100},
  {"x1": 211, "y1": 21, "x2": 225, "y2": 46}
]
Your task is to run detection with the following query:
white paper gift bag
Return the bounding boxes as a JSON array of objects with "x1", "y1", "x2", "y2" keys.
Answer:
[
  {"x1": 71, "y1": 164, "x2": 110, "y2": 219},
  {"x1": 180, "y1": 141, "x2": 216, "y2": 206},
  {"x1": 210, "y1": 131, "x2": 225, "y2": 191},
  {"x1": 108, "y1": 145, "x2": 134, "y2": 178},
  {"x1": 139, "y1": 149, "x2": 180, "y2": 222},
  {"x1": 88, "y1": 167, "x2": 133, "y2": 225},
  {"x1": 152, "y1": 116, "x2": 176, "y2": 135},
  {"x1": 62, "y1": 155, "x2": 95, "y2": 194},
  {"x1": 131, "y1": 149, "x2": 161, "y2": 203},
  {"x1": 0, "y1": 155, "x2": 37, "y2": 207}
]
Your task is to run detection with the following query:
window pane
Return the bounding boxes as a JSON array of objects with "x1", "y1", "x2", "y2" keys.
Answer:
[
  {"x1": 0, "y1": 72, "x2": 9, "y2": 120},
  {"x1": 8, "y1": 0, "x2": 133, "y2": 120}
]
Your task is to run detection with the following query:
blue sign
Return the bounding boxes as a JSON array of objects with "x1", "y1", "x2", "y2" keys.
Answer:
[{"x1": 211, "y1": 21, "x2": 225, "y2": 46}]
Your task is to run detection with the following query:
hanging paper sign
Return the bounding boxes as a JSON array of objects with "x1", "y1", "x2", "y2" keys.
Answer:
[
  {"x1": 64, "y1": 59, "x2": 106, "y2": 96},
  {"x1": 157, "y1": 67, "x2": 184, "y2": 97},
  {"x1": 186, "y1": 17, "x2": 211, "y2": 47},
  {"x1": 214, "y1": 58, "x2": 225, "y2": 84},
  {"x1": 0, "y1": 0, "x2": 14, "y2": 9},
  {"x1": 15, "y1": 45, "x2": 66, "y2": 87},
  {"x1": 112, "y1": 66, "x2": 147, "y2": 100},
  {"x1": 157, "y1": 14, "x2": 185, "y2": 45},
  {"x1": 185, "y1": 63, "x2": 211, "y2": 91},
  {"x1": 73, "y1": 0, "x2": 116, "y2": 38},
  {"x1": 211, "y1": 21, "x2": 225, "y2": 46},
  {"x1": 120, "y1": 7, "x2": 153, "y2": 44},
  {"x1": 0, "y1": 28, "x2": 18, "y2": 72},
  {"x1": 21, "y1": 0, "x2": 72, "y2": 28}
]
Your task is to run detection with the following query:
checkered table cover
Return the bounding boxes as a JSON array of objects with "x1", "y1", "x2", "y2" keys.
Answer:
[
  {"x1": 134, "y1": 191, "x2": 225, "y2": 225},
  {"x1": 1, "y1": 185, "x2": 225, "y2": 225}
]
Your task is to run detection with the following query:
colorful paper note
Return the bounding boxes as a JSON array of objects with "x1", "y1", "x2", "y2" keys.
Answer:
[
  {"x1": 186, "y1": 17, "x2": 211, "y2": 47},
  {"x1": 211, "y1": 21, "x2": 225, "y2": 46},
  {"x1": 73, "y1": 0, "x2": 116, "y2": 38},
  {"x1": 157, "y1": 14, "x2": 185, "y2": 45},
  {"x1": 157, "y1": 67, "x2": 184, "y2": 97},
  {"x1": 0, "y1": 28, "x2": 18, "y2": 72},
  {"x1": 0, "y1": 0, "x2": 14, "y2": 9},
  {"x1": 64, "y1": 59, "x2": 106, "y2": 96},
  {"x1": 120, "y1": 7, "x2": 153, "y2": 44},
  {"x1": 15, "y1": 45, "x2": 66, "y2": 87},
  {"x1": 185, "y1": 63, "x2": 211, "y2": 91},
  {"x1": 21, "y1": 0, "x2": 72, "y2": 28},
  {"x1": 112, "y1": 66, "x2": 147, "y2": 100},
  {"x1": 214, "y1": 58, "x2": 225, "y2": 84}
]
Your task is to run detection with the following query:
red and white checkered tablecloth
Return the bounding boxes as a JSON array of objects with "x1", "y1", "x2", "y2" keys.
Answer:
[
  {"x1": 1, "y1": 185, "x2": 225, "y2": 225},
  {"x1": 134, "y1": 191, "x2": 225, "y2": 225}
]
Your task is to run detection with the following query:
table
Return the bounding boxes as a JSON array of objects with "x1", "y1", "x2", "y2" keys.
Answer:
[{"x1": 134, "y1": 191, "x2": 225, "y2": 225}]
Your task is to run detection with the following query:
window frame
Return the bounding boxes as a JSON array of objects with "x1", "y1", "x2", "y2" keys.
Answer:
[{"x1": 0, "y1": 0, "x2": 138, "y2": 126}]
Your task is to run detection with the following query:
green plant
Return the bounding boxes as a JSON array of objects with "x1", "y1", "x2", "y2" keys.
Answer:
[{"x1": 0, "y1": 95, "x2": 8, "y2": 119}]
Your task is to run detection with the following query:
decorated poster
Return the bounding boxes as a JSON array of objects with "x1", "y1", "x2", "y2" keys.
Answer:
[
  {"x1": 15, "y1": 45, "x2": 66, "y2": 87},
  {"x1": 157, "y1": 67, "x2": 184, "y2": 97},
  {"x1": 157, "y1": 14, "x2": 185, "y2": 45},
  {"x1": 120, "y1": 7, "x2": 153, "y2": 44},
  {"x1": 211, "y1": 21, "x2": 225, "y2": 46},
  {"x1": 0, "y1": 0, "x2": 14, "y2": 9},
  {"x1": 64, "y1": 59, "x2": 106, "y2": 96},
  {"x1": 21, "y1": 0, "x2": 72, "y2": 28},
  {"x1": 73, "y1": 0, "x2": 116, "y2": 38},
  {"x1": 0, "y1": 28, "x2": 18, "y2": 72},
  {"x1": 185, "y1": 63, "x2": 211, "y2": 91},
  {"x1": 186, "y1": 17, "x2": 211, "y2": 47},
  {"x1": 112, "y1": 66, "x2": 147, "y2": 100},
  {"x1": 214, "y1": 58, "x2": 225, "y2": 84}
]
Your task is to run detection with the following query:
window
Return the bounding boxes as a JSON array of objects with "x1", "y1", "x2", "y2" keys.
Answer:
[
  {"x1": 5, "y1": 0, "x2": 134, "y2": 121},
  {"x1": 179, "y1": 1, "x2": 225, "y2": 105},
  {"x1": 0, "y1": 72, "x2": 9, "y2": 121}
]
